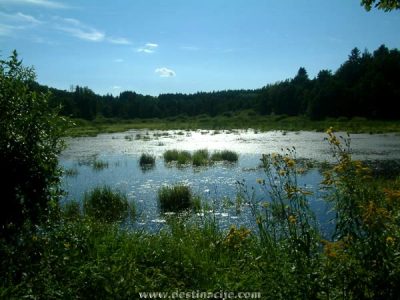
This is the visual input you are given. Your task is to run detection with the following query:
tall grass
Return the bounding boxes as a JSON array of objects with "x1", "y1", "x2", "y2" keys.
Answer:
[
  {"x1": 83, "y1": 186, "x2": 134, "y2": 223},
  {"x1": 210, "y1": 150, "x2": 239, "y2": 162},
  {"x1": 158, "y1": 185, "x2": 193, "y2": 212},
  {"x1": 139, "y1": 153, "x2": 155, "y2": 168},
  {"x1": 163, "y1": 149, "x2": 192, "y2": 165},
  {"x1": 192, "y1": 149, "x2": 209, "y2": 166}
]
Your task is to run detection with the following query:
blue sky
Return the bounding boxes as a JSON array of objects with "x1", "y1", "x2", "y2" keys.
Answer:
[{"x1": 1, "y1": 0, "x2": 399, "y2": 96}]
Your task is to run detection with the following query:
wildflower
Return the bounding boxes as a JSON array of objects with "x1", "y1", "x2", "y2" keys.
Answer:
[
  {"x1": 361, "y1": 201, "x2": 390, "y2": 227},
  {"x1": 288, "y1": 215, "x2": 296, "y2": 224},
  {"x1": 322, "y1": 240, "x2": 346, "y2": 259},
  {"x1": 256, "y1": 178, "x2": 265, "y2": 185},
  {"x1": 386, "y1": 236, "x2": 395, "y2": 246},
  {"x1": 384, "y1": 188, "x2": 400, "y2": 205},
  {"x1": 326, "y1": 127, "x2": 334, "y2": 135},
  {"x1": 32, "y1": 235, "x2": 38, "y2": 241},
  {"x1": 64, "y1": 242, "x2": 70, "y2": 249},
  {"x1": 283, "y1": 157, "x2": 296, "y2": 168},
  {"x1": 279, "y1": 170, "x2": 286, "y2": 176},
  {"x1": 271, "y1": 152, "x2": 279, "y2": 159}
]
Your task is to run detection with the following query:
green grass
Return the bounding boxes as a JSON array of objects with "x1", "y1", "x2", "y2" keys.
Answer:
[
  {"x1": 163, "y1": 149, "x2": 238, "y2": 166},
  {"x1": 158, "y1": 185, "x2": 193, "y2": 212},
  {"x1": 64, "y1": 167, "x2": 78, "y2": 177},
  {"x1": 210, "y1": 150, "x2": 239, "y2": 162},
  {"x1": 92, "y1": 159, "x2": 109, "y2": 171},
  {"x1": 83, "y1": 186, "x2": 134, "y2": 223},
  {"x1": 192, "y1": 149, "x2": 209, "y2": 166},
  {"x1": 65, "y1": 113, "x2": 400, "y2": 137},
  {"x1": 163, "y1": 149, "x2": 192, "y2": 165},
  {"x1": 139, "y1": 153, "x2": 155, "y2": 168}
]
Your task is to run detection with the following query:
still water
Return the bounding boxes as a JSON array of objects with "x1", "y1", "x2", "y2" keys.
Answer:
[{"x1": 60, "y1": 129, "x2": 400, "y2": 234}]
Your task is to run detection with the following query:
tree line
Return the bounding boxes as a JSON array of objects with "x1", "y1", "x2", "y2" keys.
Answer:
[{"x1": 34, "y1": 44, "x2": 400, "y2": 121}]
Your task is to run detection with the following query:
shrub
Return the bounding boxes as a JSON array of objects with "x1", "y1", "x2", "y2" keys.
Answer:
[
  {"x1": 83, "y1": 186, "x2": 133, "y2": 223},
  {"x1": 210, "y1": 150, "x2": 239, "y2": 162},
  {"x1": 158, "y1": 185, "x2": 193, "y2": 212},
  {"x1": 0, "y1": 50, "x2": 65, "y2": 236},
  {"x1": 139, "y1": 153, "x2": 155, "y2": 167}
]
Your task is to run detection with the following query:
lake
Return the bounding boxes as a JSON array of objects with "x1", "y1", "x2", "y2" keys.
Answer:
[{"x1": 60, "y1": 129, "x2": 400, "y2": 235}]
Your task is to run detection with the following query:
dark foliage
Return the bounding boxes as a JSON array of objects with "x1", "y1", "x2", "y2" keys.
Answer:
[{"x1": 0, "y1": 51, "x2": 65, "y2": 237}]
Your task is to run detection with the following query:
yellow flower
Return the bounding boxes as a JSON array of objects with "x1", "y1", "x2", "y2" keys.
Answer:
[
  {"x1": 32, "y1": 235, "x2": 38, "y2": 241},
  {"x1": 386, "y1": 236, "x2": 395, "y2": 246},
  {"x1": 326, "y1": 127, "x2": 334, "y2": 135},
  {"x1": 256, "y1": 178, "x2": 265, "y2": 185},
  {"x1": 279, "y1": 170, "x2": 286, "y2": 176},
  {"x1": 288, "y1": 215, "x2": 296, "y2": 224},
  {"x1": 64, "y1": 242, "x2": 70, "y2": 249}
]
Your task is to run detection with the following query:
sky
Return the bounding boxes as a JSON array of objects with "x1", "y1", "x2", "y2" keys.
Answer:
[{"x1": 0, "y1": 0, "x2": 399, "y2": 96}]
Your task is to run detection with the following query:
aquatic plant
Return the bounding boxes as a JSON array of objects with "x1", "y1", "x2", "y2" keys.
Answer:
[
  {"x1": 163, "y1": 149, "x2": 192, "y2": 165},
  {"x1": 210, "y1": 150, "x2": 239, "y2": 162},
  {"x1": 83, "y1": 186, "x2": 134, "y2": 223},
  {"x1": 192, "y1": 149, "x2": 209, "y2": 166},
  {"x1": 139, "y1": 153, "x2": 156, "y2": 168},
  {"x1": 64, "y1": 167, "x2": 78, "y2": 177},
  {"x1": 158, "y1": 185, "x2": 193, "y2": 212},
  {"x1": 92, "y1": 159, "x2": 109, "y2": 171}
]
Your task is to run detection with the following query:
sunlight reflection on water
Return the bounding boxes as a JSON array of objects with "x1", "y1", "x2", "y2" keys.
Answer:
[{"x1": 60, "y1": 129, "x2": 400, "y2": 235}]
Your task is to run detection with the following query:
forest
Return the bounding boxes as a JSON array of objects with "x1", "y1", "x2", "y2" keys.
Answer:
[{"x1": 33, "y1": 44, "x2": 400, "y2": 121}]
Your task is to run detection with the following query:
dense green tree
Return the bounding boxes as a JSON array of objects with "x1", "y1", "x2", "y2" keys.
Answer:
[
  {"x1": 29, "y1": 44, "x2": 400, "y2": 122},
  {"x1": 361, "y1": 0, "x2": 400, "y2": 11},
  {"x1": 0, "y1": 51, "x2": 65, "y2": 237}
]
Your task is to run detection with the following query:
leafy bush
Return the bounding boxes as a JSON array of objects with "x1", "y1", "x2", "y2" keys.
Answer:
[
  {"x1": 0, "y1": 50, "x2": 65, "y2": 236},
  {"x1": 83, "y1": 186, "x2": 134, "y2": 223},
  {"x1": 158, "y1": 185, "x2": 193, "y2": 212}
]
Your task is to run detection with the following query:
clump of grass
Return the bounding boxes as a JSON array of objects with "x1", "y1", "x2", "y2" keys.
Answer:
[
  {"x1": 64, "y1": 167, "x2": 78, "y2": 177},
  {"x1": 158, "y1": 185, "x2": 193, "y2": 212},
  {"x1": 139, "y1": 153, "x2": 155, "y2": 168},
  {"x1": 92, "y1": 159, "x2": 109, "y2": 171},
  {"x1": 210, "y1": 150, "x2": 239, "y2": 162},
  {"x1": 83, "y1": 186, "x2": 134, "y2": 223},
  {"x1": 192, "y1": 149, "x2": 209, "y2": 166},
  {"x1": 163, "y1": 149, "x2": 192, "y2": 165},
  {"x1": 62, "y1": 200, "x2": 81, "y2": 220},
  {"x1": 124, "y1": 134, "x2": 133, "y2": 141}
]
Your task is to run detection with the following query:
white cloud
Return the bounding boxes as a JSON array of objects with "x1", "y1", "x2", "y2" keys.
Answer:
[
  {"x1": 54, "y1": 17, "x2": 105, "y2": 42},
  {"x1": 52, "y1": 17, "x2": 131, "y2": 44},
  {"x1": 137, "y1": 43, "x2": 158, "y2": 54},
  {"x1": 0, "y1": 12, "x2": 42, "y2": 36},
  {"x1": 0, "y1": 25, "x2": 13, "y2": 36},
  {"x1": 0, "y1": 0, "x2": 67, "y2": 9},
  {"x1": 107, "y1": 37, "x2": 132, "y2": 45},
  {"x1": 180, "y1": 45, "x2": 199, "y2": 51},
  {"x1": 155, "y1": 67, "x2": 176, "y2": 77}
]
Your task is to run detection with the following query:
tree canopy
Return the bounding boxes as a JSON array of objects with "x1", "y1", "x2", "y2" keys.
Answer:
[
  {"x1": 361, "y1": 0, "x2": 400, "y2": 11},
  {"x1": 0, "y1": 51, "x2": 65, "y2": 237}
]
